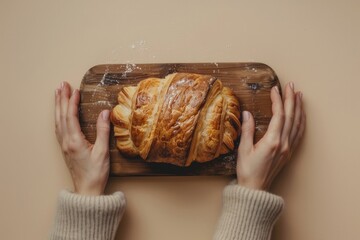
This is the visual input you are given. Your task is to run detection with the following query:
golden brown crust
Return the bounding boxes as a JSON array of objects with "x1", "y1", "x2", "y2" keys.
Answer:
[
  {"x1": 130, "y1": 77, "x2": 165, "y2": 159},
  {"x1": 147, "y1": 73, "x2": 217, "y2": 166},
  {"x1": 218, "y1": 87, "x2": 241, "y2": 155},
  {"x1": 110, "y1": 86, "x2": 139, "y2": 157},
  {"x1": 186, "y1": 79, "x2": 223, "y2": 165},
  {"x1": 110, "y1": 73, "x2": 241, "y2": 167}
]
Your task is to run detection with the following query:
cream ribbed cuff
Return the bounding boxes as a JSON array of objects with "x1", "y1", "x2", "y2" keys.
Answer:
[
  {"x1": 50, "y1": 190, "x2": 126, "y2": 240},
  {"x1": 214, "y1": 182, "x2": 284, "y2": 240}
]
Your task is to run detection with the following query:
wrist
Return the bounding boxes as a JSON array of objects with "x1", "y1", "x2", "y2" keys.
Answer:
[
  {"x1": 74, "y1": 181, "x2": 105, "y2": 196},
  {"x1": 74, "y1": 188, "x2": 103, "y2": 196},
  {"x1": 236, "y1": 177, "x2": 266, "y2": 191}
]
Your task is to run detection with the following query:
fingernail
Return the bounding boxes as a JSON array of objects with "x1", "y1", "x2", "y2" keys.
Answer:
[
  {"x1": 61, "y1": 82, "x2": 65, "y2": 89},
  {"x1": 299, "y1": 92, "x2": 303, "y2": 100},
  {"x1": 72, "y1": 89, "x2": 77, "y2": 95},
  {"x1": 55, "y1": 88, "x2": 59, "y2": 95},
  {"x1": 274, "y1": 86, "x2": 279, "y2": 94},
  {"x1": 242, "y1": 111, "x2": 250, "y2": 122},
  {"x1": 289, "y1": 82, "x2": 294, "y2": 90},
  {"x1": 102, "y1": 110, "x2": 110, "y2": 120}
]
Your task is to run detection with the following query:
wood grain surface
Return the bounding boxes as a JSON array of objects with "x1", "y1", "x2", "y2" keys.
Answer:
[{"x1": 79, "y1": 63, "x2": 281, "y2": 176}]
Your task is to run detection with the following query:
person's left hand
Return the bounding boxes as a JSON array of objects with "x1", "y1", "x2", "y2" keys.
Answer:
[{"x1": 55, "y1": 81, "x2": 111, "y2": 196}]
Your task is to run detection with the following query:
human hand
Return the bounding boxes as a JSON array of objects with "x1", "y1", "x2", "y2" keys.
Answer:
[
  {"x1": 55, "y1": 82, "x2": 111, "y2": 196},
  {"x1": 236, "y1": 83, "x2": 306, "y2": 190}
]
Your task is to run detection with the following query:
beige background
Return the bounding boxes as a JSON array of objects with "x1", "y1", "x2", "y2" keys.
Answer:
[{"x1": 1, "y1": 0, "x2": 360, "y2": 239}]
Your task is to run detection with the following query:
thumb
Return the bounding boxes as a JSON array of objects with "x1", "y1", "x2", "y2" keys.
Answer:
[
  {"x1": 239, "y1": 111, "x2": 255, "y2": 153},
  {"x1": 94, "y1": 110, "x2": 110, "y2": 154}
]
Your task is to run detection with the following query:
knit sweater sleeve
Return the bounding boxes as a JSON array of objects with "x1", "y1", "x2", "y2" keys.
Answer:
[
  {"x1": 213, "y1": 181, "x2": 284, "y2": 240},
  {"x1": 50, "y1": 190, "x2": 126, "y2": 240}
]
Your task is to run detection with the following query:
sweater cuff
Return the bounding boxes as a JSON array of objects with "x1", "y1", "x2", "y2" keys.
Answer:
[
  {"x1": 214, "y1": 181, "x2": 284, "y2": 240},
  {"x1": 50, "y1": 190, "x2": 126, "y2": 240}
]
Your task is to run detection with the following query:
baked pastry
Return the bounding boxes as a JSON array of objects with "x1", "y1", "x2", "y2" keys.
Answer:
[{"x1": 110, "y1": 73, "x2": 241, "y2": 167}]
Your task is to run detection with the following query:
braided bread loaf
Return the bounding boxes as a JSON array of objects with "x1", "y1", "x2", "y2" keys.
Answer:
[{"x1": 110, "y1": 73, "x2": 241, "y2": 167}]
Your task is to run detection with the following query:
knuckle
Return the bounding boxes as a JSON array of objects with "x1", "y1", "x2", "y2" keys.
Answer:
[
  {"x1": 67, "y1": 144, "x2": 77, "y2": 154},
  {"x1": 62, "y1": 136, "x2": 80, "y2": 154},
  {"x1": 55, "y1": 123, "x2": 63, "y2": 135},
  {"x1": 286, "y1": 113, "x2": 294, "y2": 121},
  {"x1": 297, "y1": 130, "x2": 304, "y2": 140},
  {"x1": 61, "y1": 142, "x2": 69, "y2": 153},
  {"x1": 279, "y1": 112, "x2": 285, "y2": 121},
  {"x1": 66, "y1": 114, "x2": 72, "y2": 124},
  {"x1": 55, "y1": 127, "x2": 60, "y2": 137},
  {"x1": 272, "y1": 141, "x2": 281, "y2": 151},
  {"x1": 98, "y1": 124, "x2": 110, "y2": 133},
  {"x1": 280, "y1": 143, "x2": 290, "y2": 156},
  {"x1": 295, "y1": 120, "x2": 302, "y2": 130},
  {"x1": 241, "y1": 121, "x2": 255, "y2": 135},
  {"x1": 55, "y1": 131, "x2": 62, "y2": 143},
  {"x1": 69, "y1": 137, "x2": 80, "y2": 151},
  {"x1": 242, "y1": 125, "x2": 252, "y2": 135},
  {"x1": 266, "y1": 137, "x2": 281, "y2": 152},
  {"x1": 60, "y1": 111, "x2": 66, "y2": 121}
]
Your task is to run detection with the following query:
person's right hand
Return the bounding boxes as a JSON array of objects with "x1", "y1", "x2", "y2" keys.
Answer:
[{"x1": 236, "y1": 82, "x2": 306, "y2": 190}]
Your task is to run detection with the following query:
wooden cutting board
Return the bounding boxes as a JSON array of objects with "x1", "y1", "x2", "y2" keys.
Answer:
[{"x1": 79, "y1": 63, "x2": 281, "y2": 176}]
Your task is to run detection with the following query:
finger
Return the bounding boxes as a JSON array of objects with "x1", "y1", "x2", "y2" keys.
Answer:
[
  {"x1": 239, "y1": 111, "x2": 255, "y2": 154},
  {"x1": 266, "y1": 93, "x2": 305, "y2": 189},
  {"x1": 289, "y1": 92, "x2": 303, "y2": 146},
  {"x1": 60, "y1": 82, "x2": 72, "y2": 133},
  {"x1": 264, "y1": 86, "x2": 284, "y2": 143},
  {"x1": 66, "y1": 89, "x2": 83, "y2": 138},
  {"x1": 93, "y1": 110, "x2": 111, "y2": 157},
  {"x1": 281, "y1": 82, "x2": 295, "y2": 142},
  {"x1": 55, "y1": 87, "x2": 62, "y2": 141},
  {"x1": 292, "y1": 96, "x2": 306, "y2": 148}
]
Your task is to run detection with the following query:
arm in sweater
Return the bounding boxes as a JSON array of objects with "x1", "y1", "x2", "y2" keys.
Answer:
[
  {"x1": 214, "y1": 182, "x2": 284, "y2": 240},
  {"x1": 49, "y1": 182, "x2": 282, "y2": 240},
  {"x1": 50, "y1": 190, "x2": 126, "y2": 240}
]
